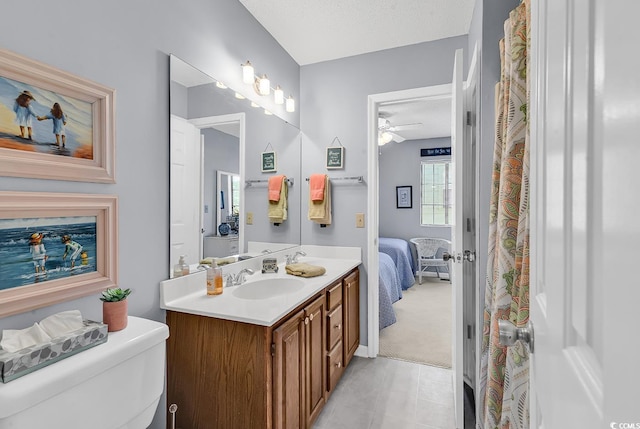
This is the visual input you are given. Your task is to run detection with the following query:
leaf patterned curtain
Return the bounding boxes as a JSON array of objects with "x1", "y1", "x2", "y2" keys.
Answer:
[{"x1": 480, "y1": 1, "x2": 531, "y2": 428}]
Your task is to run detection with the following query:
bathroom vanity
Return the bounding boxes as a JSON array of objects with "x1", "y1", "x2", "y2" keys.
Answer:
[{"x1": 161, "y1": 251, "x2": 360, "y2": 429}]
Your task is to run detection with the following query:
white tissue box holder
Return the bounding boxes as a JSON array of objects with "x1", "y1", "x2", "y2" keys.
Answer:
[{"x1": 0, "y1": 319, "x2": 108, "y2": 383}]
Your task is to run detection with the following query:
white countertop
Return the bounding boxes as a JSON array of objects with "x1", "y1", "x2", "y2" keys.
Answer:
[{"x1": 160, "y1": 248, "x2": 361, "y2": 327}]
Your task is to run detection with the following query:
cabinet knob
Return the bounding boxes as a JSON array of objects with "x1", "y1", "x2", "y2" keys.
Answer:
[
  {"x1": 336, "y1": 361, "x2": 342, "y2": 368},
  {"x1": 304, "y1": 317, "x2": 309, "y2": 325},
  {"x1": 309, "y1": 313, "x2": 314, "y2": 321},
  {"x1": 335, "y1": 324, "x2": 341, "y2": 330}
]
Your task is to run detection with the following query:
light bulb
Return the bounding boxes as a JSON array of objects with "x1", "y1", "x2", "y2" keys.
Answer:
[
  {"x1": 286, "y1": 96, "x2": 295, "y2": 113},
  {"x1": 381, "y1": 132, "x2": 393, "y2": 144},
  {"x1": 250, "y1": 101, "x2": 260, "y2": 108},
  {"x1": 216, "y1": 81, "x2": 227, "y2": 89},
  {"x1": 234, "y1": 92, "x2": 245, "y2": 99},
  {"x1": 274, "y1": 86, "x2": 284, "y2": 104},
  {"x1": 259, "y1": 75, "x2": 270, "y2": 95},
  {"x1": 242, "y1": 61, "x2": 254, "y2": 84},
  {"x1": 264, "y1": 109, "x2": 273, "y2": 115}
]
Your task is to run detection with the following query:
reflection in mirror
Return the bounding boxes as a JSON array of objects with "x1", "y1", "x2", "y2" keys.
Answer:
[{"x1": 169, "y1": 55, "x2": 301, "y2": 273}]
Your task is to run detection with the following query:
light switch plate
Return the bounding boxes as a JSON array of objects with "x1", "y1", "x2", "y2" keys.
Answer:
[
  {"x1": 246, "y1": 212, "x2": 254, "y2": 225},
  {"x1": 356, "y1": 213, "x2": 365, "y2": 228}
]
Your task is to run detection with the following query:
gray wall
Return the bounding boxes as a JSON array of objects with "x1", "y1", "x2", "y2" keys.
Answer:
[
  {"x1": 0, "y1": 1, "x2": 299, "y2": 427},
  {"x1": 203, "y1": 129, "x2": 239, "y2": 237},
  {"x1": 300, "y1": 36, "x2": 468, "y2": 344},
  {"x1": 378, "y1": 137, "x2": 452, "y2": 242}
]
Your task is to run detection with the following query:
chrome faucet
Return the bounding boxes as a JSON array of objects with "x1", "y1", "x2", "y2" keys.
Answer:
[
  {"x1": 285, "y1": 251, "x2": 307, "y2": 265},
  {"x1": 226, "y1": 268, "x2": 255, "y2": 286}
]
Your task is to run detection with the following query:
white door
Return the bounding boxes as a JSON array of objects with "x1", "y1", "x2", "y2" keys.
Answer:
[
  {"x1": 450, "y1": 48, "x2": 465, "y2": 429},
  {"x1": 530, "y1": 0, "x2": 640, "y2": 427},
  {"x1": 170, "y1": 114, "x2": 202, "y2": 274}
]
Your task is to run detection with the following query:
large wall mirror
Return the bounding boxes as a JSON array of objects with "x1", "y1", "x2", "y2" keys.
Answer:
[{"x1": 169, "y1": 55, "x2": 301, "y2": 273}]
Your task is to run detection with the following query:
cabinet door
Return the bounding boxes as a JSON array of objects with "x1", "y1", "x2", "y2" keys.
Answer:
[
  {"x1": 305, "y1": 295, "x2": 326, "y2": 427},
  {"x1": 343, "y1": 269, "x2": 360, "y2": 367},
  {"x1": 273, "y1": 310, "x2": 305, "y2": 429}
]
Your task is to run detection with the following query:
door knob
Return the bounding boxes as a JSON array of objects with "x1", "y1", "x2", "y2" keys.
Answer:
[
  {"x1": 442, "y1": 252, "x2": 453, "y2": 262},
  {"x1": 498, "y1": 320, "x2": 534, "y2": 353}
]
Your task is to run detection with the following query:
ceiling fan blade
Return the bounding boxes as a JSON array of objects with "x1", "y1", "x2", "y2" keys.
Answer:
[
  {"x1": 389, "y1": 122, "x2": 422, "y2": 131},
  {"x1": 390, "y1": 132, "x2": 406, "y2": 143}
]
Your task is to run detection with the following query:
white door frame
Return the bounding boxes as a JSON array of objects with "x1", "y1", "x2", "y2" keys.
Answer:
[
  {"x1": 189, "y1": 113, "x2": 246, "y2": 254},
  {"x1": 367, "y1": 84, "x2": 453, "y2": 358}
]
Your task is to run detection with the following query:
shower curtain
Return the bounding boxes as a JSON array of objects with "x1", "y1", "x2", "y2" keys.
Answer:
[{"x1": 480, "y1": 1, "x2": 530, "y2": 428}]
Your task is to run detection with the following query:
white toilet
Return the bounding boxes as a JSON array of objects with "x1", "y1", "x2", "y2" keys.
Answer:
[{"x1": 0, "y1": 316, "x2": 169, "y2": 429}]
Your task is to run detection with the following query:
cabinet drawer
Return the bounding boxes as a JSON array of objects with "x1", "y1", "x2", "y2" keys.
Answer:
[
  {"x1": 326, "y1": 340, "x2": 344, "y2": 393},
  {"x1": 326, "y1": 305, "x2": 343, "y2": 351},
  {"x1": 326, "y1": 281, "x2": 342, "y2": 310}
]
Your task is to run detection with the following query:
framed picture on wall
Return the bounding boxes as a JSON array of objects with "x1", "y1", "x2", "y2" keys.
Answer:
[
  {"x1": 326, "y1": 146, "x2": 344, "y2": 169},
  {"x1": 396, "y1": 185, "x2": 412, "y2": 209},
  {"x1": 261, "y1": 151, "x2": 277, "y2": 172},
  {"x1": 0, "y1": 192, "x2": 118, "y2": 318},
  {"x1": 0, "y1": 48, "x2": 116, "y2": 183}
]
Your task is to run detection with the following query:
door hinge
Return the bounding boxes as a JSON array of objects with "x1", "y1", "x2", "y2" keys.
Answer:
[
  {"x1": 271, "y1": 343, "x2": 275, "y2": 357},
  {"x1": 467, "y1": 325, "x2": 472, "y2": 339},
  {"x1": 463, "y1": 250, "x2": 476, "y2": 262},
  {"x1": 466, "y1": 111, "x2": 474, "y2": 126}
]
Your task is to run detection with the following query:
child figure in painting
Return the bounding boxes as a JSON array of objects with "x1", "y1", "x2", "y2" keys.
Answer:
[
  {"x1": 61, "y1": 234, "x2": 83, "y2": 268},
  {"x1": 13, "y1": 90, "x2": 37, "y2": 140},
  {"x1": 38, "y1": 103, "x2": 67, "y2": 148},
  {"x1": 29, "y1": 232, "x2": 47, "y2": 274}
]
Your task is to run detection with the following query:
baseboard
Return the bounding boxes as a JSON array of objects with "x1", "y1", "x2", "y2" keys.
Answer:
[{"x1": 354, "y1": 345, "x2": 369, "y2": 358}]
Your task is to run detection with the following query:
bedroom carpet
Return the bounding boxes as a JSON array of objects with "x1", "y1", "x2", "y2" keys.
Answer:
[{"x1": 379, "y1": 277, "x2": 452, "y2": 368}]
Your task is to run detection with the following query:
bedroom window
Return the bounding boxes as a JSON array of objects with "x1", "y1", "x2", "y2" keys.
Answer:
[{"x1": 420, "y1": 160, "x2": 452, "y2": 226}]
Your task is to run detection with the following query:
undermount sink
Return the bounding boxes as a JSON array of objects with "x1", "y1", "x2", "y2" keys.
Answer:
[{"x1": 232, "y1": 277, "x2": 305, "y2": 300}]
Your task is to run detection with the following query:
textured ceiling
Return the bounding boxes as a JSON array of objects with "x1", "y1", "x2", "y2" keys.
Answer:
[{"x1": 238, "y1": 0, "x2": 476, "y2": 65}]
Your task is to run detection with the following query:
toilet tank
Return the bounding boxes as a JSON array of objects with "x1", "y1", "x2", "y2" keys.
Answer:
[{"x1": 0, "y1": 316, "x2": 169, "y2": 429}]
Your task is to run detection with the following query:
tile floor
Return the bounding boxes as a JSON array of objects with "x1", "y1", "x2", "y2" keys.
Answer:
[{"x1": 312, "y1": 356, "x2": 455, "y2": 429}]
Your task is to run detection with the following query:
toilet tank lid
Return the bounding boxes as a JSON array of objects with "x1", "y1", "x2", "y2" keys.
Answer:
[{"x1": 0, "y1": 316, "x2": 169, "y2": 419}]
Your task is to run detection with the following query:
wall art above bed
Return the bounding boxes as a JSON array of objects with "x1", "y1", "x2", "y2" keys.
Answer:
[
  {"x1": 0, "y1": 192, "x2": 118, "y2": 318},
  {"x1": 0, "y1": 48, "x2": 115, "y2": 183}
]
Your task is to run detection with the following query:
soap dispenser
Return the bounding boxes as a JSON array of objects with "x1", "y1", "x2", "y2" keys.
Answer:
[
  {"x1": 173, "y1": 255, "x2": 189, "y2": 278},
  {"x1": 203, "y1": 260, "x2": 223, "y2": 296}
]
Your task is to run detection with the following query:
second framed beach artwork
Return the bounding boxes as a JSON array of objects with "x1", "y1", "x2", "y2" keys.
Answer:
[
  {"x1": 0, "y1": 48, "x2": 115, "y2": 183},
  {"x1": 0, "y1": 192, "x2": 118, "y2": 318}
]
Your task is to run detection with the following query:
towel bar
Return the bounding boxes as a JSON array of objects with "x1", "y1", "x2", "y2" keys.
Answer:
[
  {"x1": 304, "y1": 176, "x2": 363, "y2": 183},
  {"x1": 245, "y1": 178, "x2": 294, "y2": 187}
]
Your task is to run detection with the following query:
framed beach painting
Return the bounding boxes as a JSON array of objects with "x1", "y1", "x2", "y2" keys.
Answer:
[
  {"x1": 0, "y1": 48, "x2": 115, "y2": 183},
  {"x1": 0, "y1": 192, "x2": 118, "y2": 318}
]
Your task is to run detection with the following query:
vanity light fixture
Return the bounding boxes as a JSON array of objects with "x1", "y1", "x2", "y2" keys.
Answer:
[
  {"x1": 242, "y1": 60, "x2": 254, "y2": 84},
  {"x1": 258, "y1": 75, "x2": 270, "y2": 96},
  {"x1": 241, "y1": 60, "x2": 295, "y2": 113},
  {"x1": 274, "y1": 85, "x2": 284, "y2": 104},
  {"x1": 286, "y1": 96, "x2": 295, "y2": 113}
]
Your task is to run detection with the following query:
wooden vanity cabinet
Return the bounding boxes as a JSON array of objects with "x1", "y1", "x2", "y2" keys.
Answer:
[
  {"x1": 166, "y1": 267, "x2": 359, "y2": 429},
  {"x1": 343, "y1": 269, "x2": 360, "y2": 367}
]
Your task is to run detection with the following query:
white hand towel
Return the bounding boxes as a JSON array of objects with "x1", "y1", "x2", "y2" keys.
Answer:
[
  {"x1": 0, "y1": 323, "x2": 52, "y2": 353},
  {"x1": 39, "y1": 310, "x2": 84, "y2": 338}
]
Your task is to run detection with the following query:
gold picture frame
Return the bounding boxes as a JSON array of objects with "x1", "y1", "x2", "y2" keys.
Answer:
[{"x1": 0, "y1": 192, "x2": 118, "y2": 318}]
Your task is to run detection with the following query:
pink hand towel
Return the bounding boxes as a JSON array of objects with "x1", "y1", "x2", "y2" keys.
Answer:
[
  {"x1": 268, "y1": 175, "x2": 285, "y2": 202},
  {"x1": 309, "y1": 174, "x2": 326, "y2": 202}
]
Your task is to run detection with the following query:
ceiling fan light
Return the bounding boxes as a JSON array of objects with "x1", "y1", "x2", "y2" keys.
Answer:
[{"x1": 380, "y1": 132, "x2": 393, "y2": 145}]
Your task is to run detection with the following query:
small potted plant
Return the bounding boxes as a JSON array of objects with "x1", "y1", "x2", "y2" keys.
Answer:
[{"x1": 100, "y1": 287, "x2": 131, "y2": 332}]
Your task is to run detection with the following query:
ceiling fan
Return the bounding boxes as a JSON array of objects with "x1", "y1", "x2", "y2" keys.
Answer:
[{"x1": 377, "y1": 117, "x2": 422, "y2": 145}]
